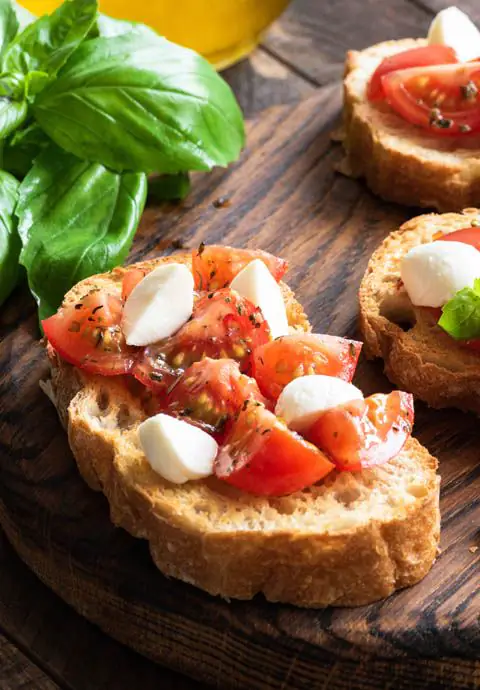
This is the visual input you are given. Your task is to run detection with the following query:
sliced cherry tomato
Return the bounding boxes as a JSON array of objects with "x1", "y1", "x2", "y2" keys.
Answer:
[
  {"x1": 122, "y1": 267, "x2": 148, "y2": 301},
  {"x1": 252, "y1": 333, "x2": 362, "y2": 402},
  {"x1": 42, "y1": 291, "x2": 135, "y2": 376},
  {"x1": 367, "y1": 46, "x2": 458, "y2": 101},
  {"x1": 215, "y1": 401, "x2": 334, "y2": 496},
  {"x1": 435, "y1": 226, "x2": 480, "y2": 250},
  {"x1": 192, "y1": 244, "x2": 288, "y2": 291},
  {"x1": 382, "y1": 63, "x2": 480, "y2": 135},
  {"x1": 167, "y1": 358, "x2": 268, "y2": 437},
  {"x1": 305, "y1": 391, "x2": 414, "y2": 471},
  {"x1": 157, "y1": 289, "x2": 270, "y2": 374},
  {"x1": 131, "y1": 346, "x2": 179, "y2": 400}
]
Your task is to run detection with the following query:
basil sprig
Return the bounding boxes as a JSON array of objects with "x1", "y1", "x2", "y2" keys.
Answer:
[
  {"x1": 18, "y1": 145, "x2": 147, "y2": 320},
  {"x1": 438, "y1": 279, "x2": 480, "y2": 340},
  {"x1": 0, "y1": 0, "x2": 244, "y2": 315}
]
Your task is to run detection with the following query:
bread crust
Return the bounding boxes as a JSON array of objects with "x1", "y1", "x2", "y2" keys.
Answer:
[
  {"x1": 359, "y1": 207, "x2": 480, "y2": 412},
  {"x1": 340, "y1": 39, "x2": 480, "y2": 211},
  {"x1": 44, "y1": 252, "x2": 440, "y2": 607}
]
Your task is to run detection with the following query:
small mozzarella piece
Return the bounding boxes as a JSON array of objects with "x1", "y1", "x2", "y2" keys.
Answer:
[
  {"x1": 400, "y1": 240, "x2": 480, "y2": 308},
  {"x1": 230, "y1": 259, "x2": 289, "y2": 339},
  {"x1": 275, "y1": 375, "x2": 364, "y2": 432},
  {"x1": 427, "y1": 6, "x2": 480, "y2": 62},
  {"x1": 122, "y1": 263, "x2": 194, "y2": 346},
  {"x1": 138, "y1": 413, "x2": 218, "y2": 484}
]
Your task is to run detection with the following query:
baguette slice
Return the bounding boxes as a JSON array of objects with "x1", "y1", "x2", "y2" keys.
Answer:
[
  {"x1": 360, "y1": 207, "x2": 480, "y2": 412},
  {"x1": 340, "y1": 38, "x2": 480, "y2": 211},
  {"x1": 44, "y1": 252, "x2": 440, "y2": 607}
]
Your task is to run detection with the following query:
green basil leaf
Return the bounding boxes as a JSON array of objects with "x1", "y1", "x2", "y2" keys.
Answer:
[
  {"x1": 3, "y1": 122, "x2": 50, "y2": 177},
  {"x1": 0, "y1": 68, "x2": 49, "y2": 103},
  {"x1": 12, "y1": 2, "x2": 35, "y2": 32},
  {"x1": 3, "y1": 0, "x2": 98, "y2": 77},
  {"x1": 438, "y1": 278, "x2": 480, "y2": 340},
  {"x1": 17, "y1": 144, "x2": 147, "y2": 320},
  {"x1": 93, "y1": 13, "x2": 156, "y2": 39},
  {"x1": 0, "y1": 0, "x2": 19, "y2": 58},
  {"x1": 0, "y1": 169, "x2": 20, "y2": 305},
  {"x1": 25, "y1": 69, "x2": 50, "y2": 97},
  {"x1": 0, "y1": 69, "x2": 25, "y2": 98},
  {"x1": 0, "y1": 97, "x2": 27, "y2": 138},
  {"x1": 33, "y1": 31, "x2": 245, "y2": 174},
  {"x1": 148, "y1": 172, "x2": 191, "y2": 202}
]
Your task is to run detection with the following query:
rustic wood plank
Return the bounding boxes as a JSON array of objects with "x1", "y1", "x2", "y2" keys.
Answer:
[
  {"x1": 415, "y1": 0, "x2": 480, "y2": 23},
  {"x1": 0, "y1": 531, "x2": 207, "y2": 689},
  {"x1": 262, "y1": 0, "x2": 433, "y2": 85},
  {"x1": 223, "y1": 49, "x2": 316, "y2": 117},
  {"x1": 0, "y1": 86, "x2": 479, "y2": 690},
  {"x1": 0, "y1": 631, "x2": 60, "y2": 690}
]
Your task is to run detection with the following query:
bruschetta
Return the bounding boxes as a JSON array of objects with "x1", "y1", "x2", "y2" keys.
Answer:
[
  {"x1": 338, "y1": 7, "x2": 480, "y2": 211},
  {"x1": 41, "y1": 245, "x2": 440, "y2": 607}
]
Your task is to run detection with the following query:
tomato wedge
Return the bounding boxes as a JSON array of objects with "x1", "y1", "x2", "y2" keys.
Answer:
[
  {"x1": 192, "y1": 244, "x2": 288, "y2": 291},
  {"x1": 252, "y1": 333, "x2": 362, "y2": 401},
  {"x1": 215, "y1": 401, "x2": 334, "y2": 496},
  {"x1": 367, "y1": 45, "x2": 458, "y2": 101},
  {"x1": 305, "y1": 391, "x2": 414, "y2": 471},
  {"x1": 167, "y1": 358, "x2": 268, "y2": 437},
  {"x1": 382, "y1": 63, "x2": 480, "y2": 135},
  {"x1": 157, "y1": 288, "x2": 270, "y2": 374},
  {"x1": 42, "y1": 291, "x2": 135, "y2": 376},
  {"x1": 435, "y1": 226, "x2": 480, "y2": 250},
  {"x1": 122, "y1": 267, "x2": 148, "y2": 301},
  {"x1": 131, "y1": 347, "x2": 179, "y2": 398}
]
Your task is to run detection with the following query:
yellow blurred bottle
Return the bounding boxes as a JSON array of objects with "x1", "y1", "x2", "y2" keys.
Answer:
[{"x1": 21, "y1": 0, "x2": 290, "y2": 70}]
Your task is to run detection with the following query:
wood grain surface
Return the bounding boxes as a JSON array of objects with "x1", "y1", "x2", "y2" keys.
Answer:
[{"x1": 0, "y1": 83, "x2": 479, "y2": 690}]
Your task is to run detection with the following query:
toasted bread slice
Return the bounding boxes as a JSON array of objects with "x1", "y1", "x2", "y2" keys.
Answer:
[
  {"x1": 339, "y1": 38, "x2": 480, "y2": 211},
  {"x1": 360, "y1": 207, "x2": 480, "y2": 412},
  {"x1": 43, "y1": 252, "x2": 440, "y2": 607}
]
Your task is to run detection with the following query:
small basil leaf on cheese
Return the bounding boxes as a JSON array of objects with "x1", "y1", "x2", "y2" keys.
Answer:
[
  {"x1": 427, "y1": 6, "x2": 480, "y2": 63},
  {"x1": 122, "y1": 262, "x2": 194, "y2": 346},
  {"x1": 230, "y1": 258, "x2": 289, "y2": 339},
  {"x1": 438, "y1": 278, "x2": 480, "y2": 340},
  {"x1": 400, "y1": 241, "x2": 480, "y2": 308},
  {"x1": 275, "y1": 374, "x2": 364, "y2": 432},
  {"x1": 138, "y1": 413, "x2": 218, "y2": 484}
]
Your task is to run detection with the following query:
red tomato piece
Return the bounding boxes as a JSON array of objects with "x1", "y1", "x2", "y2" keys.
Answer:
[
  {"x1": 305, "y1": 391, "x2": 414, "y2": 471},
  {"x1": 252, "y1": 333, "x2": 362, "y2": 402},
  {"x1": 42, "y1": 291, "x2": 135, "y2": 376},
  {"x1": 367, "y1": 45, "x2": 458, "y2": 101},
  {"x1": 121, "y1": 267, "x2": 148, "y2": 301},
  {"x1": 215, "y1": 401, "x2": 335, "y2": 496},
  {"x1": 131, "y1": 346, "x2": 179, "y2": 400},
  {"x1": 158, "y1": 288, "x2": 270, "y2": 374},
  {"x1": 192, "y1": 244, "x2": 288, "y2": 291},
  {"x1": 382, "y1": 63, "x2": 480, "y2": 135},
  {"x1": 167, "y1": 358, "x2": 268, "y2": 438},
  {"x1": 461, "y1": 339, "x2": 480, "y2": 353},
  {"x1": 435, "y1": 226, "x2": 480, "y2": 250}
]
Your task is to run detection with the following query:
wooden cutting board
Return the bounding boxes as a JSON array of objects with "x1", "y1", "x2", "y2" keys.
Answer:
[{"x1": 0, "y1": 85, "x2": 479, "y2": 690}]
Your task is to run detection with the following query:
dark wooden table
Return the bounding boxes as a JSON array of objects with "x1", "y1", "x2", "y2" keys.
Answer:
[{"x1": 2, "y1": 0, "x2": 479, "y2": 688}]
